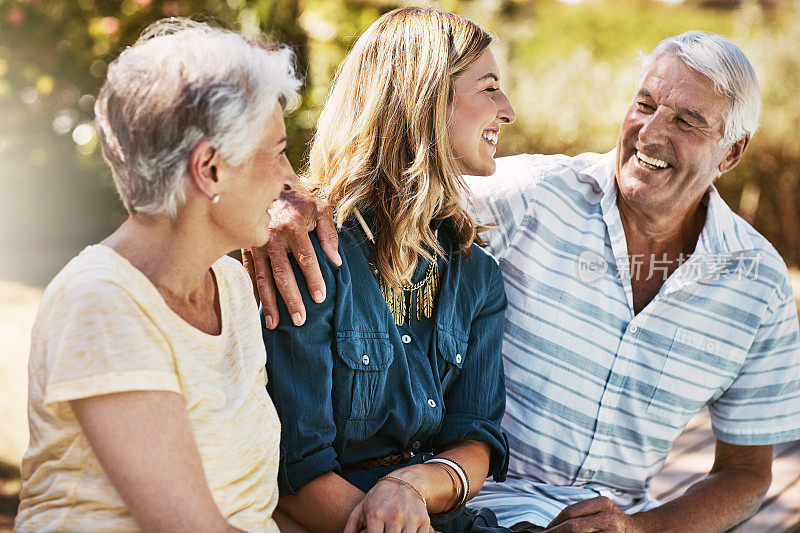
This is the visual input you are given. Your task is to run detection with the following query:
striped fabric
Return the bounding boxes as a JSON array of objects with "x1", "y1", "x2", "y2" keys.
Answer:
[{"x1": 466, "y1": 151, "x2": 800, "y2": 527}]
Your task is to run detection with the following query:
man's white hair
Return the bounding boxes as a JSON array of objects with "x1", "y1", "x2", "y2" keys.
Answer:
[
  {"x1": 94, "y1": 18, "x2": 301, "y2": 217},
  {"x1": 641, "y1": 31, "x2": 760, "y2": 146}
]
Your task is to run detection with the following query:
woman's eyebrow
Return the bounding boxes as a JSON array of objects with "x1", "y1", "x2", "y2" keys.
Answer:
[{"x1": 476, "y1": 72, "x2": 499, "y2": 82}]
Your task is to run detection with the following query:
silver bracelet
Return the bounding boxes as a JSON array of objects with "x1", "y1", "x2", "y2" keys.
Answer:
[
  {"x1": 425, "y1": 457, "x2": 470, "y2": 512},
  {"x1": 427, "y1": 461, "x2": 461, "y2": 514}
]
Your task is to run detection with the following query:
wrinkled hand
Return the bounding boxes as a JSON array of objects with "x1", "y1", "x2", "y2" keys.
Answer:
[
  {"x1": 242, "y1": 189, "x2": 340, "y2": 328},
  {"x1": 343, "y1": 478, "x2": 435, "y2": 533},
  {"x1": 545, "y1": 497, "x2": 645, "y2": 533}
]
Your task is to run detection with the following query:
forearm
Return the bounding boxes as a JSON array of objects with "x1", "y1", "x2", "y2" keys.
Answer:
[
  {"x1": 391, "y1": 439, "x2": 491, "y2": 514},
  {"x1": 633, "y1": 466, "x2": 770, "y2": 532},
  {"x1": 278, "y1": 471, "x2": 365, "y2": 533}
]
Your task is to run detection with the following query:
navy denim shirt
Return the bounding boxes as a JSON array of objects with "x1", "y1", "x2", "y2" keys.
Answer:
[{"x1": 263, "y1": 218, "x2": 508, "y2": 495}]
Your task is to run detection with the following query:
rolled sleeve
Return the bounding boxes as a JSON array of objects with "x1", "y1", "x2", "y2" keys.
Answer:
[
  {"x1": 263, "y1": 235, "x2": 343, "y2": 495},
  {"x1": 434, "y1": 261, "x2": 509, "y2": 481}
]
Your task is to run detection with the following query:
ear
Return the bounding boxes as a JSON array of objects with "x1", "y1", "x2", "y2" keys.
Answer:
[
  {"x1": 718, "y1": 135, "x2": 750, "y2": 174},
  {"x1": 187, "y1": 140, "x2": 220, "y2": 200}
]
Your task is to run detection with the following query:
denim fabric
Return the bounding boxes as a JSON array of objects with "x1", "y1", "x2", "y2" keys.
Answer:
[{"x1": 263, "y1": 218, "x2": 509, "y2": 496}]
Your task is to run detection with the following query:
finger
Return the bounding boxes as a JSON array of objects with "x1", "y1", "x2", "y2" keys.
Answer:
[
  {"x1": 252, "y1": 244, "x2": 280, "y2": 329},
  {"x1": 266, "y1": 235, "x2": 306, "y2": 326},
  {"x1": 365, "y1": 516, "x2": 387, "y2": 533},
  {"x1": 544, "y1": 515, "x2": 609, "y2": 533},
  {"x1": 343, "y1": 504, "x2": 363, "y2": 533},
  {"x1": 241, "y1": 248, "x2": 258, "y2": 304},
  {"x1": 288, "y1": 229, "x2": 326, "y2": 304},
  {"x1": 547, "y1": 497, "x2": 615, "y2": 529},
  {"x1": 315, "y1": 201, "x2": 342, "y2": 266}
]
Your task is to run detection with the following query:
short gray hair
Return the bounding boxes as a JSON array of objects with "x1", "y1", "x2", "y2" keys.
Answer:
[
  {"x1": 640, "y1": 31, "x2": 760, "y2": 145},
  {"x1": 94, "y1": 18, "x2": 302, "y2": 217}
]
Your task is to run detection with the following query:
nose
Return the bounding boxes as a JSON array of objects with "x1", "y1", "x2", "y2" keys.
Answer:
[
  {"x1": 638, "y1": 107, "x2": 669, "y2": 145},
  {"x1": 283, "y1": 163, "x2": 298, "y2": 192},
  {"x1": 497, "y1": 90, "x2": 516, "y2": 125}
]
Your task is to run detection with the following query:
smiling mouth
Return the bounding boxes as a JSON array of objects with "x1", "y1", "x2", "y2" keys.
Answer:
[
  {"x1": 482, "y1": 130, "x2": 498, "y2": 146},
  {"x1": 636, "y1": 150, "x2": 670, "y2": 170}
]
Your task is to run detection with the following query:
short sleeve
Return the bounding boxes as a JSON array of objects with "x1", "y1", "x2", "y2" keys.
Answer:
[
  {"x1": 709, "y1": 286, "x2": 800, "y2": 445},
  {"x1": 434, "y1": 258, "x2": 509, "y2": 481},
  {"x1": 465, "y1": 154, "x2": 542, "y2": 260},
  {"x1": 41, "y1": 272, "x2": 180, "y2": 406}
]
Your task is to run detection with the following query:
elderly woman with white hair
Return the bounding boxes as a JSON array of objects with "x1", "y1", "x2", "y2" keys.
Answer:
[{"x1": 16, "y1": 19, "x2": 300, "y2": 532}]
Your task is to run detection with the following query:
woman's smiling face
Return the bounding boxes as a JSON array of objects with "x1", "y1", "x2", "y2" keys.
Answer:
[{"x1": 448, "y1": 47, "x2": 516, "y2": 176}]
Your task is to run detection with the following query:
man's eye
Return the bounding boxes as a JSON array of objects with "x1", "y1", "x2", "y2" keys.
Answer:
[
  {"x1": 484, "y1": 87, "x2": 499, "y2": 93},
  {"x1": 677, "y1": 118, "x2": 692, "y2": 128},
  {"x1": 637, "y1": 102, "x2": 654, "y2": 111}
]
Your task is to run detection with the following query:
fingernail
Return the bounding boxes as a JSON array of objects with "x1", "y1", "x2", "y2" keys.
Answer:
[
  {"x1": 292, "y1": 313, "x2": 304, "y2": 326},
  {"x1": 264, "y1": 315, "x2": 273, "y2": 329},
  {"x1": 333, "y1": 251, "x2": 342, "y2": 266},
  {"x1": 313, "y1": 290, "x2": 324, "y2": 303}
]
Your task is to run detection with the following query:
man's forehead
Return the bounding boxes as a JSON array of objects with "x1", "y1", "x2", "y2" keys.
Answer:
[{"x1": 636, "y1": 55, "x2": 729, "y2": 119}]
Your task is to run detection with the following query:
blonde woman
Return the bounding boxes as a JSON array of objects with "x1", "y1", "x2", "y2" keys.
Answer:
[
  {"x1": 16, "y1": 20, "x2": 301, "y2": 532},
  {"x1": 260, "y1": 8, "x2": 516, "y2": 532}
]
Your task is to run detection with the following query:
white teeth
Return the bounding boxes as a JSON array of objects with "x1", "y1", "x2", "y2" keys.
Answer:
[
  {"x1": 636, "y1": 150, "x2": 669, "y2": 169},
  {"x1": 482, "y1": 130, "x2": 498, "y2": 145}
]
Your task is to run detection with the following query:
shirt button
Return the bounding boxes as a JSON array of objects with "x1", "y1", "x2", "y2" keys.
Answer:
[
  {"x1": 411, "y1": 440, "x2": 422, "y2": 452},
  {"x1": 629, "y1": 325, "x2": 639, "y2": 334},
  {"x1": 705, "y1": 342, "x2": 715, "y2": 351},
  {"x1": 361, "y1": 354, "x2": 370, "y2": 365},
  {"x1": 455, "y1": 353, "x2": 462, "y2": 364},
  {"x1": 581, "y1": 468, "x2": 594, "y2": 478},
  {"x1": 401, "y1": 334, "x2": 412, "y2": 344},
  {"x1": 606, "y1": 396, "x2": 617, "y2": 407},
  {"x1": 427, "y1": 398, "x2": 436, "y2": 408}
]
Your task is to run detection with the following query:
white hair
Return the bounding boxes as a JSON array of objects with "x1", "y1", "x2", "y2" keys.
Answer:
[
  {"x1": 640, "y1": 31, "x2": 761, "y2": 145},
  {"x1": 94, "y1": 18, "x2": 302, "y2": 217}
]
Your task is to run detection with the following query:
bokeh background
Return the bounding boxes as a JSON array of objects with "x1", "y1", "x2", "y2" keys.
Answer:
[{"x1": 1, "y1": 0, "x2": 799, "y2": 529}]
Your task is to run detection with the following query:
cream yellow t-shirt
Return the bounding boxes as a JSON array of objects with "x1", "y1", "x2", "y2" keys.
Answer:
[{"x1": 16, "y1": 245, "x2": 280, "y2": 532}]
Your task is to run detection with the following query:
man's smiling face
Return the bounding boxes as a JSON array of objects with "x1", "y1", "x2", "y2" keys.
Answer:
[{"x1": 615, "y1": 53, "x2": 740, "y2": 216}]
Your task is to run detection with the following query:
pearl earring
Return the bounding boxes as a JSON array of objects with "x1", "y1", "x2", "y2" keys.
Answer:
[{"x1": 211, "y1": 194, "x2": 220, "y2": 204}]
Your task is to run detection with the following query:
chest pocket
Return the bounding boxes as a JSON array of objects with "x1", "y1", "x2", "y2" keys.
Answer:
[
  {"x1": 436, "y1": 327, "x2": 469, "y2": 392},
  {"x1": 334, "y1": 333, "x2": 394, "y2": 420},
  {"x1": 647, "y1": 327, "x2": 746, "y2": 423}
]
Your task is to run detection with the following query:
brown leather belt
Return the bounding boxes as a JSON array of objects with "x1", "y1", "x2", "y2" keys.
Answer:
[{"x1": 345, "y1": 450, "x2": 413, "y2": 469}]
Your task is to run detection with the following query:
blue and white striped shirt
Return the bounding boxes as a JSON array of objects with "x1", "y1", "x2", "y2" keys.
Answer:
[{"x1": 466, "y1": 151, "x2": 800, "y2": 527}]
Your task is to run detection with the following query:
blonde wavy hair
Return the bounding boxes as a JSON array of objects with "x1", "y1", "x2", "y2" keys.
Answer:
[{"x1": 306, "y1": 7, "x2": 492, "y2": 290}]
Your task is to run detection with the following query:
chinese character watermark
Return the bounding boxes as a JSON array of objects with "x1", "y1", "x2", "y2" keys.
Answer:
[{"x1": 577, "y1": 249, "x2": 762, "y2": 284}]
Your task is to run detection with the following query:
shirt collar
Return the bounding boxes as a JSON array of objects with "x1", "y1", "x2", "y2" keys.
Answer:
[{"x1": 579, "y1": 149, "x2": 753, "y2": 256}]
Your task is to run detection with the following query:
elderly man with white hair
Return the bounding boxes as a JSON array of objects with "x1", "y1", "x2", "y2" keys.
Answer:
[
  {"x1": 461, "y1": 31, "x2": 800, "y2": 532},
  {"x1": 252, "y1": 30, "x2": 800, "y2": 532}
]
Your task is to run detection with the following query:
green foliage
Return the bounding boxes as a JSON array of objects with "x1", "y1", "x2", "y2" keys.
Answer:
[{"x1": 1, "y1": 0, "x2": 799, "y2": 285}]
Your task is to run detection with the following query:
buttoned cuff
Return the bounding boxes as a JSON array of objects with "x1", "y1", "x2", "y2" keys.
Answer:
[
  {"x1": 278, "y1": 445, "x2": 341, "y2": 495},
  {"x1": 435, "y1": 413, "x2": 509, "y2": 482}
]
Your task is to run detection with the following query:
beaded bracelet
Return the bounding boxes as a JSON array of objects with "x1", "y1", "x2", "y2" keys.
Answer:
[
  {"x1": 425, "y1": 457, "x2": 470, "y2": 513},
  {"x1": 379, "y1": 475, "x2": 427, "y2": 508}
]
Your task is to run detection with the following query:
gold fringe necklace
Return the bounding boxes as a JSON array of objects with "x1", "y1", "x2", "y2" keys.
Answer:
[{"x1": 354, "y1": 208, "x2": 440, "y2": 327}]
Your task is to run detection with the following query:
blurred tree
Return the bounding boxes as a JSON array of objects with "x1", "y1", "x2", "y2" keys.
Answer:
[
  {"x1": 0, "y1": 0, "x2": 312, "y2": 284},
  {"x1": 0, "y1": 0, "x2": 798, "y2": 286}
]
